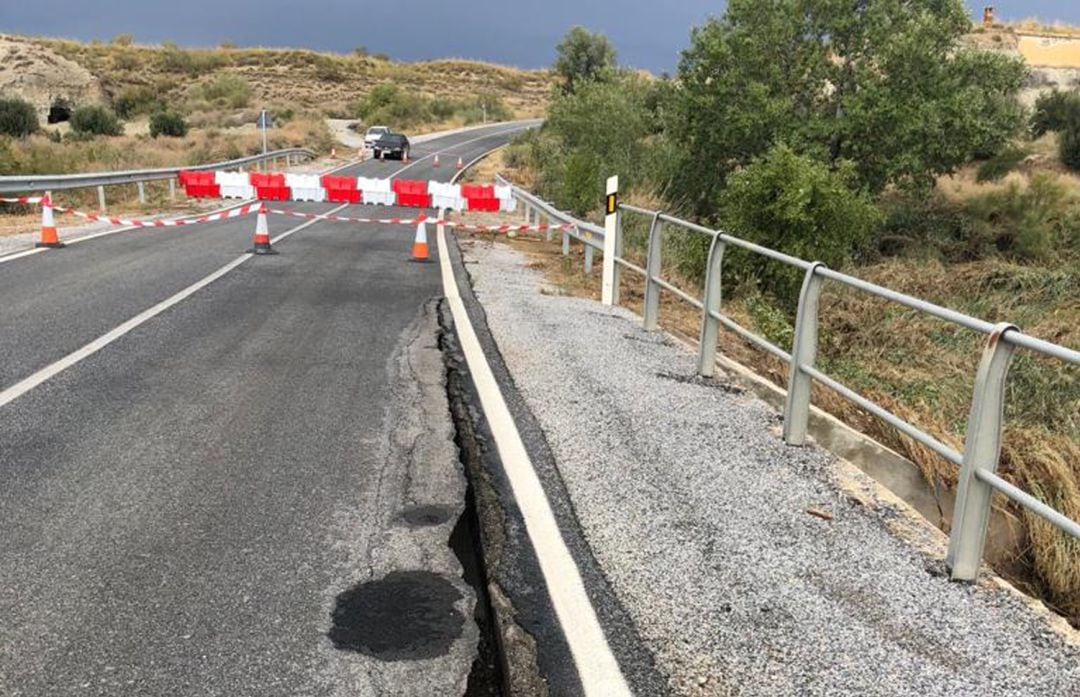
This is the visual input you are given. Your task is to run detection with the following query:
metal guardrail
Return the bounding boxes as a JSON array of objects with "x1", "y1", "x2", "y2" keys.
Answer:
[
  {"x1": 496, "y1": 175, "x2": 605, "y2": 272},
  {"x1": 0, "y1": 148, "x2": 316, "y2": 206},
  {"x1": 507, "y1": 176, "x2": 1080, "y2": 582}
]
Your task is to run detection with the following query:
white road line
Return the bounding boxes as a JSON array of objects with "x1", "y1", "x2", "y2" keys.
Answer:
[
  {"x1": 0, "y1": 202, "x2": 349, "y2": 409},
  {"x1": 435, "y1": 222, "x2": 631, "y2": 696}
]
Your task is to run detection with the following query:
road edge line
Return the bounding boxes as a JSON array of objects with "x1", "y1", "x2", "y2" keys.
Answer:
[{"x1": 435, "y1": 222, "x2": 632, "y2": 696}]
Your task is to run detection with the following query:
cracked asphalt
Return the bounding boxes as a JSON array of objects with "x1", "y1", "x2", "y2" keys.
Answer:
[{"x1": 0, "y1": 123, "x2": 531, "y2": 696}]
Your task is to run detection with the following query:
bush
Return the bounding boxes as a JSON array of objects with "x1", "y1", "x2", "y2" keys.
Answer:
[
  {"x1": 976, "y1": 145, "x2": 1029, "y2": 182},
  {"x1": 70, "y1": 104, "x2": 123, "y2": 136},
  {"x1": 0, "y1": 97, "x2": 39, "y2": 137},
  {"x1": 149, "y1": 111, "x2": 189, "y2": 138},
  {"x1": 193, "y1": 74, "x2": 251, "y2": 108},
  {"x1": 718, "y1": 144, "x2": 882, "y2": 305},
  {"x1": 1060, "y1": 112, "x2": 1080, "y2": 172},
  {"x1": 113, "y1": 85, "x2": 162, "y2": 119},
  {"x1": 1031, "y1": 89, "x2": 1080, "y2": 137}
]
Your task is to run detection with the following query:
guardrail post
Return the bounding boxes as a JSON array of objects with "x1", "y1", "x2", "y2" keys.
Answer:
[
  {"x1": 584, "y1": 239, "x2": 594, "y2": 274},
  {"x1": 643, "y1": 212, "x2": 664, "y2": 331},
  {"x1": 169, "y1": 178, "x2": 176, "y2": 200},
  {"x1": 137, "y1": 181, "x2": 146, "y2": 204},
  {"x1": 947, "y1": 323, "x2": 1019, "y2": 581},
  {"x1": 97, "y1": 186, "x2": 106, "y2": 212},
  {"x1": 783, "y1": 262, "x2": 827, "y2": 445},
  {"x1": 697, "y1": 235, "x2": 727, "y2": 377},
  {"x1": 612, "y1": 205, "x2": 624, "y2": 305},
  {"x1": 601, "y1": 175, "x2": 619, "y2": 306},
  {"x1": 563, "y1": 225, "x2": 572, "y2": 256}
]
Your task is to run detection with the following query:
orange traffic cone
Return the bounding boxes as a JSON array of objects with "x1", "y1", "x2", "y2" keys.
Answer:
[
  {"x1": 36, "y1": 192, "x2": 64, "y2": 248},
  {"x1": 410, "y1": 221, "x2": 429, "y2": 262},
  {"x1": 455, "y1": 156, "x2": 464, "y2": 171},
  {"x1": 248, "y1": 204, "x2": 277, "y2": 255},
  {"x1": 433, "y1": 152, "x2": 441, "y2": 168}
]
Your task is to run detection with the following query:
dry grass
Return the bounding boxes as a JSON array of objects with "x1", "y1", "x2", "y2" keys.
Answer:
[{"x1": 25, "y1": 36, "x2": 552, "y2": 125}]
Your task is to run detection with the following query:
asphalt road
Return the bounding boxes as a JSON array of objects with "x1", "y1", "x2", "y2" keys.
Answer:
[{"x1": 0, "y1": 122, "x2": 533, "y2": 696}]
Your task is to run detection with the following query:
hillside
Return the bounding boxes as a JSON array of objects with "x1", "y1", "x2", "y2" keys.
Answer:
[{"x1": 4, "y1": 35, "x2": 551, "y2": 128}]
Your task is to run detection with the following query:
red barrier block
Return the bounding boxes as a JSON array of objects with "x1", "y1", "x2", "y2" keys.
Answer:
[
  {"x1": 392, "y1": 179, "x2": 431, "y2": 208},
  {"x1": 462, "y1": 184, "x2": 499, "y2": 211},
  {"x1": 183, "y1": 171, "x2": 220, "y2": 198},
  {"x1": 321, "y1": 175, "x2": 360, "y2": 203}
]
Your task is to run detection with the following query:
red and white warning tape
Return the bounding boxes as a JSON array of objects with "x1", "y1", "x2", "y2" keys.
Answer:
[
  {"x1": 53, "y1": 203, "x2": 262, "y2": 228},
  {"x1": 0, "y1": 196, "x2": 43, "y2": 205},
  {"x1": 266, "y1": 207, "x2": 576, "y2": 234}
]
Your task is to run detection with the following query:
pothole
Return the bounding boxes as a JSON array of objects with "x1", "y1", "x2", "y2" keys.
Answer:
[
  {"x1": 328, "y1": 570, "x2": 464, "y2": 661},
  {"x1": 399, "y1": 504, "x2": 456, "y2": 528}
]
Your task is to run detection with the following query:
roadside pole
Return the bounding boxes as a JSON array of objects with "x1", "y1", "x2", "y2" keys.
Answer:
[{"x1": 601, "y1": 175, "x2": 619, "y2": 306}]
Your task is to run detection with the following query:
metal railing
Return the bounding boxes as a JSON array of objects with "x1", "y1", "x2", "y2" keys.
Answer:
[
  {"x1": 505, "y1": 176, "x2": 1080, "y2": 582},
  {"x1": 0, "y1": 148, "x2": 316, "y2": 209}
]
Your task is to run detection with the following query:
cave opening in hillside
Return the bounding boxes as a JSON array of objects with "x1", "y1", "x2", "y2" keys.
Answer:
[{"x1": 47, "y1": 102, "x2": 72, "y2": 124}]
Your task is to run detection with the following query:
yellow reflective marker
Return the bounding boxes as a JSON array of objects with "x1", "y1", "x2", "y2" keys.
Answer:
[{"x1": 606, "y1": 193, "x2": 617, "y2": 215}]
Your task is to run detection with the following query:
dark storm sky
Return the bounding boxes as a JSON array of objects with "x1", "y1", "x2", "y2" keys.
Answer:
[{"x1": 2, "y1": 1, "x2": 1077, "y2": 71}]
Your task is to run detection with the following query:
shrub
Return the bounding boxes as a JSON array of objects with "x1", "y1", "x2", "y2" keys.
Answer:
[
  {"x1": 70, "y1": 104, "x2": 123, "y2": 136},
  {"x1": 976, "y1": 145, "x2": 1029, "y2": 182},
  {"x1": 149, "y1": 111, "x2": 188, "y2": 138},
  {"x1": 113, "y1": 85, "x2": 162, "y2": 118},
  {"x1": 960, "y1": 173, "x2": 1076, "y2": 261},
  {"x1": 193, "y1": 74, "x2": 252, "y2": 108},
  {"x1": 1061, "y1": 112, "x2": 1080, "y2": 172},
  {"x1": 718, "y1": 144, "x2": 882, "y2": 305},
  {"x1": 1031, "y1": 89, "x2": 1080, "y2": 137},
  {"x1": 0, "y1": 97, "x2": 39, "y2": 137},
  {"x1": 111, "y1": 33, "x2": 134, "y2": 47}
]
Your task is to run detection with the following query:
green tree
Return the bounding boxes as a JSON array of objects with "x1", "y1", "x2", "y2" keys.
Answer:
[
  {"x1": 149, "y1": 111, "x2": 189, "y2": 138},
  {"x1": 0, "y1": 97, "x2": 39, "y2": 137},
  {"x1": 717, "y1": 144, "x2": 882, "y2": 304},
  {"x1": 666, "y1": 0, "x2": 1027, "y2": 215},
  {"x1": 553, "y1": 26, "x2": 616, "y2": 94},
  {"x1": 70, "y1": 104, "x2": 123, "y2": 136},
  {"x1": 542, "y1": 73, "x2": 655, "y2": 214}
]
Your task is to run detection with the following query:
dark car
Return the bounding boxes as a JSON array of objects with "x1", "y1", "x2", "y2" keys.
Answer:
[{"x1": 372, "y1": 133, "x2": 410, "y2": 160}]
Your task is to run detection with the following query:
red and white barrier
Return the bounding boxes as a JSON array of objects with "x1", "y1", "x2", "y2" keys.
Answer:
[
  {"x1": 178, "y1": 170, "x2": 519, "y2": 212},
  {"x1": 0, "y1": 196, "x2": 43, "y2": 205}
]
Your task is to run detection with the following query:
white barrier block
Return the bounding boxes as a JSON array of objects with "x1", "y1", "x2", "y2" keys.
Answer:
[{"x1": 358, "y1": 176, "x2": 396, "y2": 206}]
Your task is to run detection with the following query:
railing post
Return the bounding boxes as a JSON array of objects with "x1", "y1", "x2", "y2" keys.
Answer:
[
  {"x1": 584, "y1": 240, "x2": 594, "y2": 274},
  {"x1": 642, "y1": 212, "x2": 664, "y2": 331},
  {"x1": 137, "y1": 181, "x2": 146, "y2": 204},
  {"x1": 563, "y1": 225, "x2": 572, "y2": 256},
  {"x1": 97, "y1": 185, "x2": 106, "y2": 212},
  {"x1": 697, "y1": 235, "x2": 727, "y2": 377},
  {"x1": 545, "y1": 213, "x2": 553, "y2": 243},
  {"x1": 947, "y1": 323, "x2": 1019, "y2": 581},
  {"x1": 168, "y1": 177, "x2": 176, "y2": 200},
  {"x1": 601, "y1": 175, "x2": 619, "y2": 306},
  {"x1": 783, "y1": 262, "x2": 827, "y2": 445},
  {"x1": 612, "y1": 206, "x2": 624, "y2": 305}
]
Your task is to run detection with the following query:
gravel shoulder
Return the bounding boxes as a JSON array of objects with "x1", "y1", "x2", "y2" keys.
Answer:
[{"x1": 460, "y1": 239, "x2": 1080, "y2": 697}]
